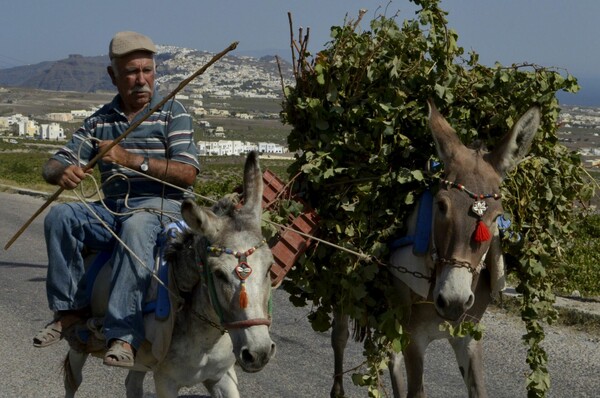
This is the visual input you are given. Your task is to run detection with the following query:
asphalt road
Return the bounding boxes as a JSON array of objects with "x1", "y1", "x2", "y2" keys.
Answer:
[{"x1": 0, "y1": 191, "x2": 598, "y2": 398}]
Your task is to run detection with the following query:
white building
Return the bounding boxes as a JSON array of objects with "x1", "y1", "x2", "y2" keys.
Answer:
[
  {"x1": 258, "y1": 142, "x2": 286, "y2": 154},
  {"x1": 71, "y1": 110, "x2": 94, "y2": 118},
  {"x1": 18, "y1": 119, "x2": 37, "y2": 137},
  {"x1": 197, "y1": 140, "x2": 258, "y2": 156},
  {"x1": 2, "y1": 113, "x2": 26, "y2": 126},
  {"x1": 235, "y1": 113, "x2": 254, "y2": 120},
  {"x1": 47, "y1": 112, "x2": 74, "y2": 122},
  {"x1": 208, "y1": 109, "x2": 231, "y2": 117},
  {"x1": 197, "y1": 140, "x2": 287, "y2": 156},
  {"x1": 38, "y1": 123, "x2": 66, "y2": 140}
]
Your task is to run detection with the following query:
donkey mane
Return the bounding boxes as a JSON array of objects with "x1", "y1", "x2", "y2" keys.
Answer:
[
  {"x1": 468, "y1": 139, "x2": 488, "y2": 152},
  {"x1": 164, "y1": 229, "x2": 196, "y2": 265},
  {"x1": 212, "y1": 196, "x2": 237, "y2": 217}
]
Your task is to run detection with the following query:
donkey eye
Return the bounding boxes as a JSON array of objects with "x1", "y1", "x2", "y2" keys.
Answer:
[
  {"x1": 436, "y1": 199, "x2": 448, "y2": 214},
  {"x1": 213, "y1": 269, "x2": 229, "y2": 281}
]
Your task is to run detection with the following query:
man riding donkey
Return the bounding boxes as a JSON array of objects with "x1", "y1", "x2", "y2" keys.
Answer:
[{"x1": 32, "y1": 31, "x2": 200, "y2": 368}]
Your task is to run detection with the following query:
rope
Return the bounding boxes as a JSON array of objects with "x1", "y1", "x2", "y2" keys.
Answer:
[{"x1": 86, "y1": 161, "x2": 375, "y2": 265}]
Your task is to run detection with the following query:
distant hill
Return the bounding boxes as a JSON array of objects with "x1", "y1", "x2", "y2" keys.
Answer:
[
  {"x1": 4, "y1": 48, "x2": 597, "y2": 107},
  {"x1": 0, "y1": 46, "x2": 293, "y2": 96},
  {"x1": 0, "y1": 55, "x2": 113, "y2": 92}
]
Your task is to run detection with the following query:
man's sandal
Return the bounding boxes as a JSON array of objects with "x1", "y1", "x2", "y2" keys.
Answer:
[
  {"x1": 32, "y1": 321, "x2": 63, "y2": 348},
  {"x1": 33, "y1": 311, "x2": 87, "y2": 348},
  {"x1": 103, "y1": 340, "x2": 135, "y2": 368}
]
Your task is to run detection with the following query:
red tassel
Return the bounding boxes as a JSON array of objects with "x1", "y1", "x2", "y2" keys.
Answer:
[
  {"x1": 474, "y1": 220, "x2": 491, "y2": 242},
  {"x1": 239, "y1": 282, "x2": 249, "y2": 309}
]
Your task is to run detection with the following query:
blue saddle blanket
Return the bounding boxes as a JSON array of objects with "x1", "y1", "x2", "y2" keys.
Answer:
[{"x1": 390, "y1": 189, "x2": 433, "y2": 256}]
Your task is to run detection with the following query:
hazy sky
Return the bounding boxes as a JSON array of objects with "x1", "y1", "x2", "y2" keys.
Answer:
[{"x1": 1, "y1": 1, "x2": 598, "y2": 102}]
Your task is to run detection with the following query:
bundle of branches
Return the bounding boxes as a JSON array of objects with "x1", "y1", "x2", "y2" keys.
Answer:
[{"x1": 280, "y1": 0, "x2": 590, "y2": 395}]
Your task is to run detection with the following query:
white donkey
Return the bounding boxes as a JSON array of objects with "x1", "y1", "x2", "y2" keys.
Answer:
[
  {"x1": 64, "y1": 151, "x2": 276, "y2": 397},
  {"x1": 331, "y1": 101, "x2": 541, "y2": 398}
]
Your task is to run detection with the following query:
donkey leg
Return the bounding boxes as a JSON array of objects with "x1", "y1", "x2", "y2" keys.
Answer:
[
  {"x1": 63, "y1": 349, "x2": 88, "y2": 398},
  {"x1": 449, "y1": 336, "x2": 488, "y2": 398},
  {"x1": 125, "y1": 370, "x2": 146, "y2": 398},
  {"x1": 403, "y1": 337, "x2": 428, "y2": 398},
  {"x1": 153, "y1": 372, "x2": 180, "y2": 398},
  {"x1": 388, "y1": 351, "x2": 406, "y2": 398},
  {"x1": 330, "y1": 311, "x2": 349, "y2": 398},
  {"x1": 204, "y1": 367, "x2": 240, "y2": 398}
]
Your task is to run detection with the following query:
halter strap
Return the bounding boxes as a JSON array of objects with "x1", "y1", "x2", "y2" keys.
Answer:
[
  {"x1": 440, "y1": 179, "x2": 501, "y2": 243},
  {"x1": 207, "y1": 239, "x2": 267, "y2": 258},
  {"x1": 200, "y1": 239, "x2": 272, "y2": 329}
]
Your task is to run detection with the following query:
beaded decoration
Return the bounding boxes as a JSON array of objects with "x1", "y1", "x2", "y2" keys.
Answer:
[
  {"x1": 207, "y1": 239, "x2": 267, "y2": 308},
  {"x1": 441, "y1": 179, "x2": 501, "y2": 242}
]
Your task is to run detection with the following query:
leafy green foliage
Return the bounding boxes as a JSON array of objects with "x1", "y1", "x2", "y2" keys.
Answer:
[
  {"x1": 554, "y1": 213, "x2": 600, "y2": 296},
  {"x1": 280, "y1": 1, "x2": 590, "y2": 396},
  {"x1": 440, "y1": 320, "x2": 484, "y2": 340}
]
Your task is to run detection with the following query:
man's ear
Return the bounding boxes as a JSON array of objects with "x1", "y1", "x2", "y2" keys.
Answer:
[{"x1": 107, "y1": 66, "x2": 117, "y2": 86}]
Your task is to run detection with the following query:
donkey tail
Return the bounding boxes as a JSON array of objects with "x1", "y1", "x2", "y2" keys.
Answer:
[{"x1": 62, "y1": 350, "x2": 88, "y2": 398}]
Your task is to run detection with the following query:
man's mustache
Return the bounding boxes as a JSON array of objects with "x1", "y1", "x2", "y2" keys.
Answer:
[{"x1": 131, "y1": 85, "x2": 152, "y2": 94}]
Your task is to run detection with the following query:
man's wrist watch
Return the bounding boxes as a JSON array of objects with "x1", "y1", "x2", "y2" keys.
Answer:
[{"x1": 140, "y1": 155, "x2": 149, "y2": 173}]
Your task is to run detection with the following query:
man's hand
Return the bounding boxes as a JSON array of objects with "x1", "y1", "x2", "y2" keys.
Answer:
[
  {"x1": 98, "y1": 140, "x2": 134, "y2": 168},
  {"x1": 42, "y1": 159, "x2": 92, "y2": 189},
  {"x1": 56, "y1": 165, "x2": 91, "y2": 190}
]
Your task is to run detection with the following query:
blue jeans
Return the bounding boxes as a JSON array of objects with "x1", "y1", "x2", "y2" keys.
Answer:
[{"x1": 44, "y1": 196, "x2": 182, "y2": 350}]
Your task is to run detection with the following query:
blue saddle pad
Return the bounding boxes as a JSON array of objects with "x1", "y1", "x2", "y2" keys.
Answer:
[{"x1": 390, "y1": 189, "x2": 433, "y2": 256}]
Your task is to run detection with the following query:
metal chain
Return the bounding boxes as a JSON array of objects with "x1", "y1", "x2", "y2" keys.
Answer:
[
  {"x1": 436, "y1": 257, "x2": 482, "y2": 274},
  {"x1": 386, "y1": 261, "x2": 433, "y2": 281},
  {"x1": 371, "y1": 256, "x2": 432, "y2": 281},
  {"x1": 373, "y1": 255, "x2": 480, "y2": 282}
]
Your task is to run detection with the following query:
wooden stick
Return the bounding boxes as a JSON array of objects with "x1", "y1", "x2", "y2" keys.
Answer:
[{"x1": 4, "y1": 41, "x2": 239, "y2": 250}]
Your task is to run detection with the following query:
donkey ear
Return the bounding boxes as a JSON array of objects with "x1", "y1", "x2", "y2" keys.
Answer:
[
  {"x1": 241, "y1": 151, "x2": 263, "y2": 222},
  {"x1": 427, "y1": 99, "x2": 466, "y2": 164},
  {"x1": 489, "y1": 106, "x2": 541, "y2": 177},
  {"x1": 181, "y1": 199, "x2": 222, "y2": 240}
]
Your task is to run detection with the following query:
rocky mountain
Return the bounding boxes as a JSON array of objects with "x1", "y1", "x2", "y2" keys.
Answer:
[
  {"x1": 0, "y1": 46, "x2": 294, "y2": 97},
  {"x1": 0, "y1": 55, "x2": 113, "y2": 92}
]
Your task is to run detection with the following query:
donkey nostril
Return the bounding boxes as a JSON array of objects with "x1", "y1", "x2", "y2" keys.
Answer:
[
  {"x1": 241, "y1": 348, "x2": 255, "y2": 364},
  {"x1": 436, "y1": 295, "x2": 447, "y2": 310},
  {"x1": 465, "y1": 293, "x2": 475, "y2": 309}
]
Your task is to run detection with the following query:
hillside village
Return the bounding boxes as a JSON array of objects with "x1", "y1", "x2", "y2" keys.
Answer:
[
  {"x1": 558, "y1": 105, "x2": 600, "y2": 167},
  {"x1": 4, "y1": 101, "x2": 600, "y2": 161},
  {"x1": 0, "y1": 102, "x2": 289, "y2": 156},
  {"x1": 0, "y1": 44, "x2": 296, "y2": 155}
]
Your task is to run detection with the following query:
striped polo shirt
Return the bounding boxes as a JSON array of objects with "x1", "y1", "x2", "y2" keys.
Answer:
[{"x1": 52, "y1": 90, "x2": 200, "y2": 199}]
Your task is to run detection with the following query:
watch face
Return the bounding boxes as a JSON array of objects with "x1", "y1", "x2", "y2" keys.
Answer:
[{"x1": 141, "y1": 157, "x2": 149, "y2": 172}]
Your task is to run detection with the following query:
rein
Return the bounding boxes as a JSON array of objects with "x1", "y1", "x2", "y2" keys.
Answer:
[{"x1": 198, "y1": 239, "x2": 273, "y2": 332}]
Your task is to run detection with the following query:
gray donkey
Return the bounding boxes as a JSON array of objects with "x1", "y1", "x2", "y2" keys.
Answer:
[
  {"x1": 64, "y1": 151, "x2": 276, "y2": 397},
  {"x1": 331, "y1": 101, "x2": 541, "y2": 398}
]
